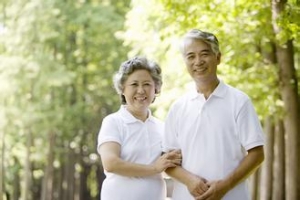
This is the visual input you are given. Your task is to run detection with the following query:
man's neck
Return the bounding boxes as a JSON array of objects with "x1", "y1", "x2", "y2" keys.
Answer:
[{"x1": 196, "y1": 78, "x2": 220, "y2": 99}]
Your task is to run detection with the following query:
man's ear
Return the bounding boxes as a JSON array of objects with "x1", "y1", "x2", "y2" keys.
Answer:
[{"x1": 217, "y1": 53, "x2": 221, "y2": 64}]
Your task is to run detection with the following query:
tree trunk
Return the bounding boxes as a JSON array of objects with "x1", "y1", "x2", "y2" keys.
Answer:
[
  {"x1": 62, "y1": 147, "x2": 75, "y2": 200},
  {"x1": 79, "y1": 162, "x2": 92, "y2": 200},
  {"x1": 40, "y1": 131, "x2": 55, "y2": 200},
  {"x1": 249, "y1": 169, "x2": 260, "y2": 200},
  {"x1": 96, "y1": 163, "x2": 105, "y2": 200},
  {"x1": 0, "y1": 129, "x2": 5, "y2": 200},
  {"x1": 56, "y1": 165, "x2": 63, "y2": 200},
  {"x1": 276, "y1": 35, "x2": 299, "y2": 200},
  {"x1": 61, "y1": 160, "x2": 68, "y2": 200},
  {"x1": 272, "y1": 119, "x2": 285, "y2": 200},
  {"x1": 68, "y1": 149, "x2": 75, "y2": 200},
  {"x1": 278, "y1": 39, "x2": 299, "y2": 200},
  {"x1": 22, "y1": 129, "x2": 33, "y2": 200},
  {"x1": 271, "y1": 0, "x2": 299, "y2": 199},
  {"x1": 12, "y1": 158, "x2": 21, "y2": 200},
  {"x1": 259, "y1": 116, "x2": 274, "y2": 200}
]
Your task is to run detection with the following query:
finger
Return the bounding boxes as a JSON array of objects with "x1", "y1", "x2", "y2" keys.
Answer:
[
  {"x1": 166, "y1": 151, "x2": 176, "y2": 158},
  {"x1": 199, "y1": 183, "x2": 209, "y2": 193},
  {"x1": 166, "y1": 162, "x2": 177, "y2": 168},
  {"x1": 201, "y1": 187, "x2": 214, "y2": 199},
  {"x1": 202, "y1": 178, "x2": 208, "y2": 183},
  {"x1": 171, "y1": 158, "x2": 181, "y2": 163},
  {"x1": 196, "y1": 192, "x2": 208, "y2": 200},
  {"x1": 168, "y1": 150, "x2": 181, "y2": 157}
]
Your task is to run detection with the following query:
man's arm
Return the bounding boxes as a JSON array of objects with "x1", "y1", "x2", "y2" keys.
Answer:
[
  {"x1": 196, "y1": 145, "x2": 264, "y2": 200},
  {"x1": 165, "y1": 165, "x2": 209, "y2": 197}
]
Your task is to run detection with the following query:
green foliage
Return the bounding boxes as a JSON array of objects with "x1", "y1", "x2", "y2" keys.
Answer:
[
  {"x1": 122, "y1": 0, "x2": 299, "y2": 119},
  {"x1": 1, "y1": 0, "x2": 130, "y2": 198},
  {"x1": 276, "y1": 3, "x2": 300, "y2": 44}
]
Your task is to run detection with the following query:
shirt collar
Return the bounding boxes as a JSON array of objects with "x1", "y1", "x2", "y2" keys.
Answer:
[
  {"x1": 189, "y1": 79, "x2": 227, "y2": 100},
  {"x1": 119, "y1": 105, "x2": 154, "y2": 123},
  {"x1": 212, "y1": 80, "x2": 227, "y2": 98}
]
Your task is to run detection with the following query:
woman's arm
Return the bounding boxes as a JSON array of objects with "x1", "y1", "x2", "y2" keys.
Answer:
[{"x1": 99, "y1": 141, "x2": 181, "y2": 177}]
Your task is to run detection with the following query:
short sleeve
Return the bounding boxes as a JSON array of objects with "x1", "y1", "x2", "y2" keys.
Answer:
[
  {"x1": 237, "y1": 99, "x2": 265, "y2": 151},
  {"x1": 97, "y1": 116, "x2": 122, "y2": 155}
]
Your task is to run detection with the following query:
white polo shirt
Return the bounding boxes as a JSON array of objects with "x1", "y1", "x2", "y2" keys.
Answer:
[
  {"x1": 97, "y1": 105, "x2": 166, "y2": 200},
  {"x1": 163, "y1": 80, "x2": 264, "y2": 200}
]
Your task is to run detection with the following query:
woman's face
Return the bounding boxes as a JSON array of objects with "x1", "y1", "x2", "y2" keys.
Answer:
[{"x1": 122, "y1": 69, "x2": 156, "y2": 111}]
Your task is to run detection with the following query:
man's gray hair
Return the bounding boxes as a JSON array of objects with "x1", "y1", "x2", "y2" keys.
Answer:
[{"x1": 181, "y1": 29, "x2": 220, "y2": 54}]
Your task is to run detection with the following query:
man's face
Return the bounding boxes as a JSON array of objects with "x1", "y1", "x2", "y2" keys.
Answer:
[{"x1": 182, "y1": 38, "x2": 221, "y2": 83}]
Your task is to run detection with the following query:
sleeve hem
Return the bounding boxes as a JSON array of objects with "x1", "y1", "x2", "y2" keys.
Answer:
[
  {"x1": 244, "y1": 141, "x2": 264, "y2": 151},
  {"x1": 97, "y1": 138, "x2": 121, "y2": 154}
]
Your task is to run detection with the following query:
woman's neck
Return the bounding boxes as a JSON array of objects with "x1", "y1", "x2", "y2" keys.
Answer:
[{"x1": 126, "y1": 107, "x2": 148, "y2": 122}]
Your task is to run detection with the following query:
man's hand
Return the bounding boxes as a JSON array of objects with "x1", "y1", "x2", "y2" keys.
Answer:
[
  {"x1": 187, "y1": 175, "x2": 209, "y2": 197},
  {"x1": 195, "y1": 180, "x2": 228, "y2": 200}
]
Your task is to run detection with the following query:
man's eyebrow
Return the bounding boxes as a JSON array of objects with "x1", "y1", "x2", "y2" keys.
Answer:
[{"x1": 186, "y1": 49, "x2": 210, "y2": 56}]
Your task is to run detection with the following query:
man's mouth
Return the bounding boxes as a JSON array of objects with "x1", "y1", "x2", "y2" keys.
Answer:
[{"x1": 195, "y1": 67, "x2": 207, "y2": 73}]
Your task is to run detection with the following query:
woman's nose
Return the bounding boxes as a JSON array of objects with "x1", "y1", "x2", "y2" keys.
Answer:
[{"x1": 137, "y1": 85, "x2": 145, "y2": 93}]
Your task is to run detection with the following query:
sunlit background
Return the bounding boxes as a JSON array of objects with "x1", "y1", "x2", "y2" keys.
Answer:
[{"x1": 0, "y1": 0, "x2": 299, "y2": 199}]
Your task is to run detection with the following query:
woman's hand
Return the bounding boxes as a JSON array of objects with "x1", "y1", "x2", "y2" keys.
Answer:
[
  {"x1": 153, "y1": 150, "x2": 182, "y2": 173},
  {"x1": 166, "y1": 149, "x2": 182, "y2": 166}
]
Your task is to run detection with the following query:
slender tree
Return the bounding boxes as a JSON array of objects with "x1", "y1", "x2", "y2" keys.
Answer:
[
  {"x1": 260, "y1": 116, "x2": 274, "y2": 200},
  {"x1": 271, "y1": 0, "x2": 299, "y2": 199},
  {"x1": 272, "y1": 118, "x2": 285, "y2": 200}
]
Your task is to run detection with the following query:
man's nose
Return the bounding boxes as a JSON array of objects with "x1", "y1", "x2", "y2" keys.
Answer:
[{"x1": 195, "y1": 56, "x2": 203, "y2": 65}]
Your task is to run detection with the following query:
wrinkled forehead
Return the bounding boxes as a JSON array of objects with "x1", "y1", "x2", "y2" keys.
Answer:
[{"x1": 182, "y1": 37, "x2": 212, "y2": 54}]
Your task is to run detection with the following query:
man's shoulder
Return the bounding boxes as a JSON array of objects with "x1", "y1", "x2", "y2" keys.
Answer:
[
  {"x1": 224, "y1": 83, "x2": 250, "y2": 100},
  {"x1": 172, "y1": 91, "x2": 194, "y2": 105},
  {"x1": 167, "y1": 92, "x2": 195, "y2": 116}
]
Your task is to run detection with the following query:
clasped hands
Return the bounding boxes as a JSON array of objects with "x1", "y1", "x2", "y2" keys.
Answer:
[{"x1": 188, "y1": 176, "x2": 228, "y2": 200}]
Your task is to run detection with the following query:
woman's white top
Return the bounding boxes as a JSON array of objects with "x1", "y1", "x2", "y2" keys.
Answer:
[{"x1": 97, "y1": 105, "x2": 165, "y2": 200}]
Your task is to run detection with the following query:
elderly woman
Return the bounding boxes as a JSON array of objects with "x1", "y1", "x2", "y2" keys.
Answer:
[{"x1": 97, "y1": 56, "x2": 181, "y2": 200}]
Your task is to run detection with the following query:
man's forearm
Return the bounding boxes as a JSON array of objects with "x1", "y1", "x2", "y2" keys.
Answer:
[
  {"x1": 165, "y1": 166, "x2": 196, "y2": 185},
  {"x1": 222, "y1": 146, "x2": 264, "y2": 191}
]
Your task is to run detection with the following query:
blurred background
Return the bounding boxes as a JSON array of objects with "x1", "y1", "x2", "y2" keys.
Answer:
[{"x1": 0, "y1": 0, "x2": 299, "y2": 199}]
